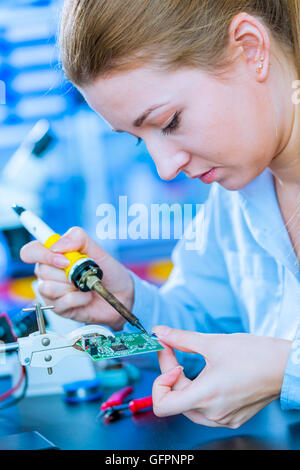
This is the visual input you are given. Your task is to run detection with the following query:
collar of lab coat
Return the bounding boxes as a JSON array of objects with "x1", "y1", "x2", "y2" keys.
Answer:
[{"x1": 238, "y1": 169, "x2": 299, "y2": 279}]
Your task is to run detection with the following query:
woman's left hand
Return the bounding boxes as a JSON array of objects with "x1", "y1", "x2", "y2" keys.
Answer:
[{"x1": 152, "y1": 326, "x2": 292, "y2": 428}]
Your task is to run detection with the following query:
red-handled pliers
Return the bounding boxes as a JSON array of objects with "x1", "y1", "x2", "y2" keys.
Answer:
[
  {"x1": 112, "y1": 395, "x2": 153, "y2": 413},
  {"x1": 99, "y1": 386, "x2": 133, "y2": 416},
  {"x1": 98, "y1": 386, "x2": 153, "y2": 422}
]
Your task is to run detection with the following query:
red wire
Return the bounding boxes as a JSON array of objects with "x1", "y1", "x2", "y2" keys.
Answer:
[
  {"x1": 0, "y1": 366, "x2": 25, "y2": 402},
  {"x1": 0, "y1": 313, "x2": 25, "y2": 402}
]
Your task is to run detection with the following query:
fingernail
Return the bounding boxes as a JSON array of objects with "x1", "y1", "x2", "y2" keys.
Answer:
[
  {"x1": 165, "y1": 365, "x2": 183, "y2": 375},
  {"x1": 172, "y1": 365, "x2": 184, "y2": 373},
  {"x1": 152, "y1": 326, "x2": 171, "y2": 337},
  {"x1": 53, "y1": 255, "x2": 70, "y2": 268},
  {"x1": 51, "y1": 237, "x2": 70, "y2": 252}
]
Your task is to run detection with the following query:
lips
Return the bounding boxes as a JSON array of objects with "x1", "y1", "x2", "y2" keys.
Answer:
[{"x1": 192, "y1": 168, "x2": 218, "y2": 184}]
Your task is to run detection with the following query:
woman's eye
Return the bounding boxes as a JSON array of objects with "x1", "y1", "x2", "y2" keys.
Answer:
[{"x1": 162, "y1": 111, "x2": 181, "y2": 136}]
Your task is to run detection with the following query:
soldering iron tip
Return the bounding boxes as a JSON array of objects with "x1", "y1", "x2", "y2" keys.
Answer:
[
  {"x1": 12, "y1": 204, "x2": 25, "y2": 216},
  {"x1": 136, "y1": 322, "x2": 148, "y2": 335}
]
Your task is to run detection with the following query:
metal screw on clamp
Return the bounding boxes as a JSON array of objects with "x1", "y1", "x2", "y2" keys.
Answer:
[
  {"x1": 22, "y1": 304, "x2": 55, "y2": 375},
  {"x1": 42, "y1": 337, "x2": 50, "y2": 347}
]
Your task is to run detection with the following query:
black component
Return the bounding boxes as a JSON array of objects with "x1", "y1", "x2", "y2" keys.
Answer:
[
  {"x1": 137, "y1": 344, "x2": 143, "y2": 348},
  {"x1": 90, "y1": 346, "x2": 98, "y2": 356},
  {"x1": 110, "y1": 344, "x2": 128, "y2": 352},
  {"x1": 71, "y1": 260, "x2": 103, "y2": 292},
  {"x1": 11, "y1": 205, "x2": 25, "y2": 216},
  {"x1": 108, "y1": 336, "x2": 115, "y2": 342}
]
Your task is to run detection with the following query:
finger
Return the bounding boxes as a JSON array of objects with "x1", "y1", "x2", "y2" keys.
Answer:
[
  {"x1": 152, "y1": 366, "x2": 183, "y2": 417},
  {"x1": 157, "y1": 346, "x2": 191, "y2": 391},
  {"x1": 37, "y1": 279, "x2": 75, "y2": 300},
  {"x1": 51, "y1": 290, "x2": 93, "y2": 316},
  {"x1": 152, "y1": 367, "x2": 199, "y2": 417},
  {"x1": 157, "y1": 342, "x2": 190, "y2": 385},
  {"x1": 50, "y1": 227, "x2": 107, "y2": 262},
  {"x1": 35, "y1": 263, "x2": 69, "y2": 283},
  {"x1": 157, "y1": 343, "x2": 179, "y2": 372},
  {"x1": 152, "y1": 326, "x2": 213, "y2": 356},
  {"x1": 21, "y1": 241, "x2": 70, "y2": 269}
]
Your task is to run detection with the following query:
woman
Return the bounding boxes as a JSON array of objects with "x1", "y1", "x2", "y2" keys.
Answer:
[{"x1": 21, "y1": 0, "x2": 300, "y2": 428}]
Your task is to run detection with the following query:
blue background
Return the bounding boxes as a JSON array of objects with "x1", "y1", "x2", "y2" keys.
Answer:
[{"x1": 0, "y1": 0, "x2": 210, "y2": 278}]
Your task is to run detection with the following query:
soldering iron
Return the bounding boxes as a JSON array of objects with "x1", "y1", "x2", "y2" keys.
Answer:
[{"x1": 12, "y1": 205, "x2": 147, "y2": 334}]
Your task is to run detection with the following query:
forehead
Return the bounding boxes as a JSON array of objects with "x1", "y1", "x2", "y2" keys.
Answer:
[{"x1": 81, "y1": 66, "x2": 208, "y2": 128}]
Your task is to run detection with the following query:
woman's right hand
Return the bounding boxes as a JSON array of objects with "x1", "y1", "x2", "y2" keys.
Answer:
[{"x1": 20, "y1": 227, "x2": 135, "y2": 330}]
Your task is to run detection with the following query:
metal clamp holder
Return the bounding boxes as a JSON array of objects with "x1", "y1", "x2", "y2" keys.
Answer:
[
  {"x1": 22, "y1": 304, "x2": 54, "y2": 375},
  {"x1": 18, "y1": 304, "x2": 86, "y2": 375}
]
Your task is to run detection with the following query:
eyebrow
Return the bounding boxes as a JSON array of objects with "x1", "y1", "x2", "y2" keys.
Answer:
[
  {"x1": 112, "y1": 102, "x2": 169, "y2": 133},
  {"x1": 133, "y1": 102, "x2": 169, "y2": 128}
]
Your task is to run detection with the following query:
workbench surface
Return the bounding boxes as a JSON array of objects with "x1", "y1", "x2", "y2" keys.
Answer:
[{"x1": 1, "y1": 369, "x2": 300, "y2": 450}]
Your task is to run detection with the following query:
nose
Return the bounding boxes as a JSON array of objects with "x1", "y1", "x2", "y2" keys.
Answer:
[{"x1": 153, "y1": 150, "x2": 191, "y2": 181}]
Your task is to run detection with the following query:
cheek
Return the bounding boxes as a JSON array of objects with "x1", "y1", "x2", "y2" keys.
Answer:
[
  {"x1": 186, "y1": 89, "x2": 245, "y2": 161},
  {"x1": 196, "y1": 86, "x2": 276, "y2": 169},
  {"x1": 186, "y1": 85, "x2": 277, "y2": 190}
]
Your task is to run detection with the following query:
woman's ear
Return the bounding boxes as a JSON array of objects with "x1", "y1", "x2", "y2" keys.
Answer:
[{"x1": 228, "y1": 12, "x2": 271, "y2": 82}]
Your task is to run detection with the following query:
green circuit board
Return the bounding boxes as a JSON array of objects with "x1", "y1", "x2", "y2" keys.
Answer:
[{"x1": 78, "y1": 332, "x2": 164, "y2": 361}]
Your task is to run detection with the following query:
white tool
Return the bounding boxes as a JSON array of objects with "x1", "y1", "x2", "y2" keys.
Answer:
[{"x1": 0, "y1": 304, "x2": 113, "y2": 375}]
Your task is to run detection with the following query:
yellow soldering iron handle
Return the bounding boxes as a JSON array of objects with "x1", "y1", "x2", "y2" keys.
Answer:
[{"x1": 44, "y1": 233, "x2": 88, "y2": 279}]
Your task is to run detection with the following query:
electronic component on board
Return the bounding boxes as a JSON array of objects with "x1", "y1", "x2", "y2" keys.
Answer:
[{"x1": 78, "y1": 332, "x2": 163, "y2": 361}]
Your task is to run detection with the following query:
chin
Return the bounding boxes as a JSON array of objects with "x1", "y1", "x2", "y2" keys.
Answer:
[{"x1": 218, "y1": 175, "x2": 254, "y2": 191}]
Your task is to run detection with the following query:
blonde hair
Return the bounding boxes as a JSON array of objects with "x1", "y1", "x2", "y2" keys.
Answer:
[
  {"x1": 60, "y1": 0, "x2": 300, "y2": 262},
  {"x1": 59, "y1": 0, "x2": 300, "y2": 86}
]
